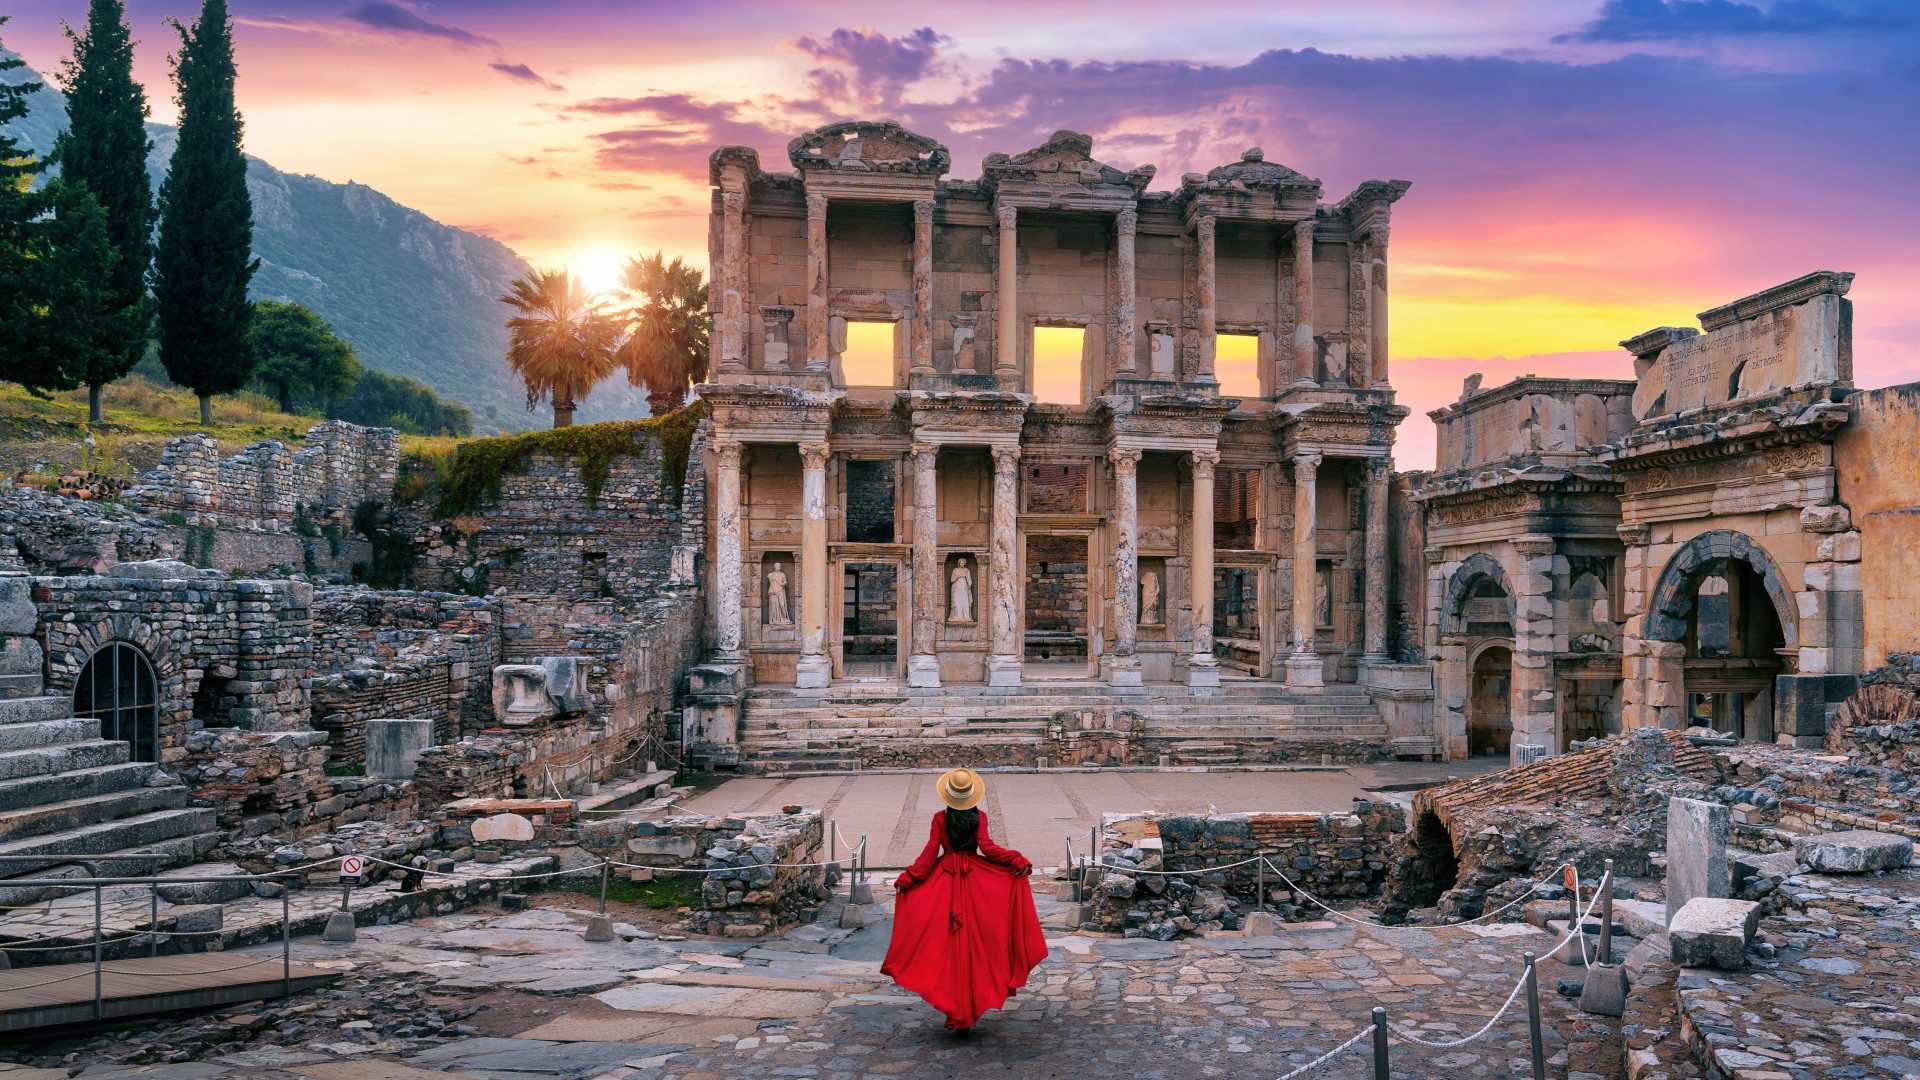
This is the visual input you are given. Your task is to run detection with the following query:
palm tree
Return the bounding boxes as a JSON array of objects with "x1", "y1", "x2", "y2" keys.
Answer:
[
  {"x1": 616, "y1": 253, "x2": 709, "y2": 416},
  {"x1": 500, "y1": 268, "x2": 618, "y2": 428}
]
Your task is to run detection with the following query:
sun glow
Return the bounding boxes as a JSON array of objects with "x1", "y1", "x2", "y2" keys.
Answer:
[{"x1": 569, "y1": 249, "x2": 627, "y2": 299}]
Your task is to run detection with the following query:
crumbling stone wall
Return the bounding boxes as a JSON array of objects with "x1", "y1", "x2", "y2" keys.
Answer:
[
  {"x1": 34, "y1": 564, "x2": 314, "y2": 762},
  {"x1": 0, "y1": 485, "x2": 177, "y2": 574},
  {"x1": 176, "y1": 728, "x2": 416, "y2": 840},
  {"x1": 598, "y1": 809, "x2": 831, "y2": 937},
  {"x1": 125, "y1": 420, "x2": 399, "y2": 531},
  {"x1": 309, "y1": 587, "x2": 502, "y2": 765}
]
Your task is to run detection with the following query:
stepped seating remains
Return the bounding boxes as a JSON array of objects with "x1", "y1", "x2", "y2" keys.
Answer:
[{"x1": 0, "y1": 677, "x2": 218, "y2": 906}]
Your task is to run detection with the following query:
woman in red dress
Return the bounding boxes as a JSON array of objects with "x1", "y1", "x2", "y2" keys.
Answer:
[{"x1": 881, "y1": 768, "x2": 1050, "y2": 1033}]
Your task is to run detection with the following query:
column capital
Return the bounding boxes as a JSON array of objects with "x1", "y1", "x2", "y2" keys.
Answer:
[
  {"x1": 995, "y1": 203, "x2": 1018, "y2": 229},
  {"x1": 991, "y1": 444, "x2": 1022, "y2": 470},
  {"x1": 1292, "y1": 450, "x2": 1322, "y2": 471},
  {"x1": 1193, "y1": 209, "x2": 1216, "y2": 233},
  {"x1": 1107, "y1": 447, "x2": 1142, "y2": 476},
  {"x1": 913, "y1": 198, "x2": 934, "y2": 225},
  {"x1": 1190, "y1": 448, "x2": 1220, "y2": 479},
  {"x1": 1293, "y1": 217, "x2": 1315, "y2": 240},
  {"x1": 722, "y1": 189, "x2": 746, "y2": 215},
  {"x1": 805, "y1": 191, "x2": 828, "y2": 217},
  {"x1": 713, "y1": 437, "x2": 743, "y2": 469},
  {"x1": 1115, "y1": 207, "x2": 1138, "y2": 236},
  {"x1": 799, "y1": 441, "x2": 830, "y2": 470},
  {"x1": 910, "y1": 441, "x2": 938, "y2": 465},
  {"x1": 1367, "y1": 455, "x2": 1391, "y2": 478}
]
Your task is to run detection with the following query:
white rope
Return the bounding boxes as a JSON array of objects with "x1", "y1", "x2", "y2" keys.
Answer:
[
  {"x1": 1097, "y1": 853, "x2": 1271, "y2": 876},
  {"x1": 1257, "y1": 856, "x2": 1577, "y2": 930},
  {"x1": 1273, "y1": 1024, "x2": 1372, "y2": 1079},
  {"x1": 105, "y1": 957, "x2": 281, "y2": 978}
]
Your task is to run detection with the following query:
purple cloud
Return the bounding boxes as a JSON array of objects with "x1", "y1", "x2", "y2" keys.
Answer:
[
  {"x1": 793, "y1": 26, "x2": 947, "y2": 105},
  {"x1": 490, "y1": 61, "x2": 564, "y2": 92},
  {"x1": 1553, "y1": 0, "x2": 1913, "y2": 43},
  {"x1": 346, "y1": 3, "x2": 493, "y2": 47}
]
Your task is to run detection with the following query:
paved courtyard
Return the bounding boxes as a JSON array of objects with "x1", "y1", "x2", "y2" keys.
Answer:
[
  {"x1": 8, "y1": 873, "x2": 1605, "y2": 1080},
  {"x1": 678, "y1": 760, "x2": 1503, "y2": 867}
]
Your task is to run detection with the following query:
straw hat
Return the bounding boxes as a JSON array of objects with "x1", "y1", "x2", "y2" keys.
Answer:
[{"x1": 936, "y1": 768, "x2": 985, "y2": 811}]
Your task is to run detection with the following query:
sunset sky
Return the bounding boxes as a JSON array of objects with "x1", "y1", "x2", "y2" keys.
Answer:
[{"x1": 5, "y1": 0, "x2": 1917, "y2": 466}]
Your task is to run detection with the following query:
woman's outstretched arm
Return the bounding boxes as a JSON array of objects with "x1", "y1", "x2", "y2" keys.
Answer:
[
  {"x1": 894, "y1": 814, "x2": 944, "y2": 891},
  {"x1": 975, "y1": 814, "x2": 1033, "y2": 876}
]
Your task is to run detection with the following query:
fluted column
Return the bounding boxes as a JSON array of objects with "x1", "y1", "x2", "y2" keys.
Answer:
[
  {"x1": 1195, "y1": 211, "x2": 1217, "y2": 385},
  {"x1": 718, "y1": 190, "x2": 748, "y2": 375},
  {"x1": 795, "y1": 441, "x2": 831, "y2": 688},
  {"x1": 987, "y1": 445, "x2": 1023, "y2": 687},
  {"x1": 804, "y1": 193, "x2": 829, "y2": 372},
  {"x1": 1188, "y1": 450, "x2": 1221, "y2": 688},
  {"x1": 1348, "y1": 236, "x2": 1372, "y2": 387},
  {"x1": 907, "y1": 442, "x2": 941, "y2": 688},
  {"x1": 1113, "y1": 209, "x2": 1138, "y2": 378},
  {"x1": 1363, "y1": 457, "x2": 1390, "y2": 661},
  {"x1": 994, "y1": 203, "x2": 1019, "y2": 384},
  {"x1": 1284, "y1": 451, "x2": 1325, "y2": 689},
  {"x1": 1371, "y1": 224, "x2": 1391, "y2": 387},
  {"x1": 713, "y1": 437, "x2": 745, "y2": 658},
  {"x1": 1292, "y1": 218, "x2": 1315, "y2": 385},
  {"x1": 911, "y1": 199, "x2": 935, "y2": 377},
  {"x1": 1107, "y1": 447, "x2": 1143, "y2": 688}
]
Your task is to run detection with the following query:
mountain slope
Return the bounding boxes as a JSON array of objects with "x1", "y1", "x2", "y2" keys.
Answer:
[{"x1": 2, "y1": 49, "x2": 650, "y2": 432}]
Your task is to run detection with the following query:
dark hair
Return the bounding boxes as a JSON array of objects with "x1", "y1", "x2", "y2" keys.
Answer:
[{"x1": 944, "y1": 806, "x2": 980, "y2": 854}]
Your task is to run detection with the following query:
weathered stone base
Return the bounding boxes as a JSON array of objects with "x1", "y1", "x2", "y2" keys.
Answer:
[
  {"x1": 987, "y1": 654, "x2": 1023, "y2": 687},
  {"x1": 793, "y1": 654, "x2": 831, "y2": 689},
  {"x1": 1283, "y1": 653, "x2": 1325, "y2": 690},
  {"x1": 1186, "y1": 656, "x2": 1220, "y2": 688},
  {"x1": 906, "y1": 655, "x2": 941, "y2": 688}
]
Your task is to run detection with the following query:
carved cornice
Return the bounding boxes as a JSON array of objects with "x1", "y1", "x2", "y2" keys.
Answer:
[
  {"x1": 1697, "y1": 270, "x2": 1853, "y2": 332},
  {"x1": 788, "y1": 121, "x2": 949, "y2": 175}
]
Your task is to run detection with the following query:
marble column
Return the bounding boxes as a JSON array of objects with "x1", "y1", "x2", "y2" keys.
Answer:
[
  {"x1": 1195, "y1": 212, "x2": 1217, "y2": 384},
  {"x1": 907, "y1": 442, "x2": 941, "y2": 688},
  {"x1": 713, "y1": 437, "x2": 745, "y2": 658},
  {"x1": 1362, "y1": 457, "x2": 1390, "y2": 662},
  {"x1": 1292, "y1": 218, "x2": 1316, "y2": 385},
  {"x1": 911, "y1": 199, "x2": 935, "y2": 377},
  {"x1": 804, "y1": 193, "x2": 829, "y2": 373},
  {"x1": 1285, "y1": 451, "x2": 1325, "y2": 689},
  {"x1": 1113, "y1": 209, "x2": 1138, "y2": 378},
  {"x1": 718, "y1": 190, "x2": 748, "y2": 375},
  {"x1": 1188, "y1": 449, "x2": 1221, "y2": 688},
  {"x1": 1108, "y1": 447, "x2": 1143, "y2": 688},
  {"x1": 987, "y1": 445, "x2": 1023, "y2": 687},
  {"x1": 1370, "y1": 223, "x2": 1391, "y2": 387},
  {"x1": 1348, "y1": 237, "x2": 1373, "y2": 387},
  {"x1": 994, "y1": 204, "x2": 1019, "y2": 384},
  {"x1": 795, "y1": 441, "x2": 831, "y2": 688},
  {"x1": 1510, "y1": 535, "x2": 1560, "y2": 762}
]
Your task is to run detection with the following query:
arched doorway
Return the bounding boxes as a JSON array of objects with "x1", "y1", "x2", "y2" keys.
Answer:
[
  {"x1": 1646, "y1": 531, "x2": 1795, "y2": 741},
  {"x1": 1469, "y1": 644, "x2": 1513, "y2": 756},
  {"x1": 73, "y1": 642, "x2": 160, "y2": 762}
]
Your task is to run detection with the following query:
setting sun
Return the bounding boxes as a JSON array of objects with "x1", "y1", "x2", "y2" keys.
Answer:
[{"x1": 569, "y1": 249, "x2": 626, "y2": 299}]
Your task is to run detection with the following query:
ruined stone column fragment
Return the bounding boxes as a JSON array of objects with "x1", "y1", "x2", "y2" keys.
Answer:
[
  {"x1": 995, "y1": 203, "x2": 1019, "y2": 384},
  {"x1": 987, "y1": 445, "x2": 1022, "y2": 687},
  {"x1": 907, "y1": 442, "x2": 941, "y2": 688},
  {"x1": 795, "y1": 441, "x2": 831, "y2": 688},
  {"x1": 805, "y1": 192, "x2": 829, "y2": 372},
  {"x1": 911, "y1": 199, "x2": 935, "y2": 376},
  {"x1": 1108, "y1": 447, "x2": 1143, "y2": 687},
  {"x1": 1189, "y1": 449, "x2": 1221, "y2": 688},
  {"x1": 1286, "y1": 451, "x2": 1325, "y2": 689}
]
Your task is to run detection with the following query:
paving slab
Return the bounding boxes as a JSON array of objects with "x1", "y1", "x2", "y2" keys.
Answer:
[{"x1": 593, "y1": 983, "x2": 829, "y2": 1018}]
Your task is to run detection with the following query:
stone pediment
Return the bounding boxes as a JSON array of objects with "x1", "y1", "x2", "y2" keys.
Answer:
[
  {"x1": 788, "y1": 120, "x2": 949, "y2": 176},
  {"x1": 982, "y1": 130, "x2": 1154, "y2": 196},
  {"x1": 1180, "y1": 148, "x2": 1322, "y2": 198},
  {"x1": 905, "y1": 391, "x2": 1031, "y2": 442}
]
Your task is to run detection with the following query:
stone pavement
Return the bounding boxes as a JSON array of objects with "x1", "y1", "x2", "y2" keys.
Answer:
[
  {"x1": 6, "y1": 873, "x2": 1605, "y2": 1080},
  {"x1": 679, "y1": 759, "x2": 1507, "y2": 868}
]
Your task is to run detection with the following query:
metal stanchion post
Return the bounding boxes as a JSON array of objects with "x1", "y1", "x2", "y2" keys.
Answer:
[
  {"x1": 1579, "y1": 860, "x2": 1627, "y2": 1016},
  {"x1": 1255, "y1": 853, "x2": 1265, "y2": 910},
  {"x1": 1567, "y1": 872, "x2": 1580, "y2": 944},
  {"x1": 282, "y1": 888, "x2": 291, "y2": 998},
  {"x1": 1523, "y1": 951, "x2": 1546, "y2": 1080},
  {"x1": 585, "y1": 861, "x2": 615, "y2": 941},
  {"x1": 1599, "y1": 859, "x2": 1615, "y2": 965},
  {"x1": 1371, "y1": 1006, "x2": 1390, "y2": 1080},
  {"x1": 93, "y1": 885, "x2": 103, "y2": 1021},
  {"x1": 149, "y1": 884, "x2": 159, "y2": 957}
]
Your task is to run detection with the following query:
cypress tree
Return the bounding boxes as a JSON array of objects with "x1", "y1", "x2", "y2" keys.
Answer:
[
  {"x1": 54, "y1": 0, "x2": 153, "y2": 423},
  {"x1": 1, "y1": 18, "x2": 50, "y2": 389},
  {"x1": 153, "y1": 0, "x2": 256, "y2": 426}
]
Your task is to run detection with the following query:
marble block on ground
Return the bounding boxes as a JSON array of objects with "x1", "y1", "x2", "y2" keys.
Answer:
[
  {"x1": 1792, "y1": 829, "x2": 1914, "y2": 874},
  {"x1": 1668, "y1": 897, "x2": 1759, "y2": 971},
  {"x1": 1666, "y1": 796, "x2": 1729, "y2": 928}
]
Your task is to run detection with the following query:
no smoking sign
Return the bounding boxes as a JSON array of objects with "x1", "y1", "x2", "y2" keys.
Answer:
[{"x1": 340, "y1": 855, "x2": 365, "y2": 883}]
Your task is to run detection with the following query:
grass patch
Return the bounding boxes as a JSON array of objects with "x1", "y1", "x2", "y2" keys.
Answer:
[
  {"x1": 532, "y1": 873, "x2": 703, "y2": 911},
  {"x1": 412, "y1": 401, "x2": 706, "y2": 517}
]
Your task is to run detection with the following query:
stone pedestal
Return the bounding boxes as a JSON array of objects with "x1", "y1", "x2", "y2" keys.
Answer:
[
  {"x1": 1666, "y1": 796, "x2": 1730, "y2": 928},
  {"x1": 1283, "y1": 652, "x2": 1325, "y2": 690}
]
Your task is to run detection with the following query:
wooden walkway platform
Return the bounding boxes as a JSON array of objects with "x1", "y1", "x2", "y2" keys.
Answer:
[{"x1": 0, "y1": 953, "x2": 341, "y2": 1033}]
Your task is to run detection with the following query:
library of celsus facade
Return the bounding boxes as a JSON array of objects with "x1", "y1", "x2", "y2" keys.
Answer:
[{"x1": 686, "y1": 121, "x2": 1919, "y2": 772}]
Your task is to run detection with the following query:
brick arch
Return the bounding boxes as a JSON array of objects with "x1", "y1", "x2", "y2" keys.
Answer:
[
  {"x1": 47, "y1": 615, "x2": 196, "y2": 761},
  {"x1": 1441, "y1": 553, "x2": 1514, "y2": 636},
  {"x1": 1645, "y1": 530, "x2": 1798, "y2": 650}
]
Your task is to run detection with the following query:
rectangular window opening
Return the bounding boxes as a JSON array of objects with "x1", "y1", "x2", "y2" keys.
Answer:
[
  {"x1": 1216, "y1": 333, "x2": 1261, "y2": 398},
  {"x1": 842, "y1": 321, "x2": 897, "y2": 388},
  {"x1": 1032, "y1": 326, "x2": 1084, "y2": 406}
]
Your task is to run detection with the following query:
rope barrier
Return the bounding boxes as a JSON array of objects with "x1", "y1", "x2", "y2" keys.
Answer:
[
  {"x1": 103, "y1": 957, "x2": 281, "y2": 978},
  {"x1": 0, "y1": 968, "x2": 95, "y2": 991},
  {"x1": 1272, "y1": 1024, "x2": 1373, "y2": 1079}
]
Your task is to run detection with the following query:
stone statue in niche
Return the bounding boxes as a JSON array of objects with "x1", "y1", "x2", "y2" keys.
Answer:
[
  {"x1": 765, "y1": 562, "x2": 791, "y2": 626},
  {"x1": 1315, "y1": 565, "x2": 1332, "y2": 627},
  {"x1": 949, "y1": 558, "x2": 974, "y2": 623},
  {"x1": 1140, "y1": 569, "x2": 1162, "y2": 624}
]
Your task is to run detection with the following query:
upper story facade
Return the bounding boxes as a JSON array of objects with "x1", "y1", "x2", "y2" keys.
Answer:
[{"x1": 705, "y1": 121, "x2": 1410, "y2": 410}]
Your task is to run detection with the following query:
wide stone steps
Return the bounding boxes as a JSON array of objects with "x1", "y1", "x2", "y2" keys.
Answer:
[
  {"x1": 0, "y1": 739, "x2": 131, "y2": 782},
  {"x1": 0, "y1": 786, "x2": 192, "y2": 844},
  {"x1": 0, "y1": 697, "x2": 74, "y2": 726},
  {"x1": 0, "y1": 806, "x2": 218, "y2": 873},
  {"x1": 0, "y1": 762, "x2": 160, "y2": 813}
]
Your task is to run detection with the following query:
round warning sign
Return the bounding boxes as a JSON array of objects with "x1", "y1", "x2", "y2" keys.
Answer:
[{"x1": 340, "y1": 855, "x2": 364, "y2": 882}]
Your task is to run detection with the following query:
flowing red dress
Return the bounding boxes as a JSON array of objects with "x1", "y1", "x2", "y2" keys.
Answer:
[{"x1": 881, "y1": 811, "x2": 1050, "y2": 1030}]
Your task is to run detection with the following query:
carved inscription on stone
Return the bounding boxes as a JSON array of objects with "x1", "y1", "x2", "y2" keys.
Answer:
[{"x1": 1632, "y1": 290, "x2": 1848, "y2": 420}]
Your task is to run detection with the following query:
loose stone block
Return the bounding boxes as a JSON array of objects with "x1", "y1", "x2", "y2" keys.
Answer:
[
  {"x1": 1792, "y1": 829, "x2": 1914, "y2": 874},
  {"x1": 365, "y1": 718, "x2": 435, "y2": 779},
  {"x1": 1668, "y1": 896, "x2": 1760, "y2": 970},
  {"x1": 1665, "y1": 796, "x2": 1729, "y2": 928},
  {"x1": 472, "y1": 812, "x2": 536, "y2": 843}
]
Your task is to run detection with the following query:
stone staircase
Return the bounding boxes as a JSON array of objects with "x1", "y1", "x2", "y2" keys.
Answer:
[
  {"x1": 0, "y1": 693, "x2": 219, "y2": 906},
  {"x1": 736, "y1": 680, "x2": 1388, "y2": 772}
]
